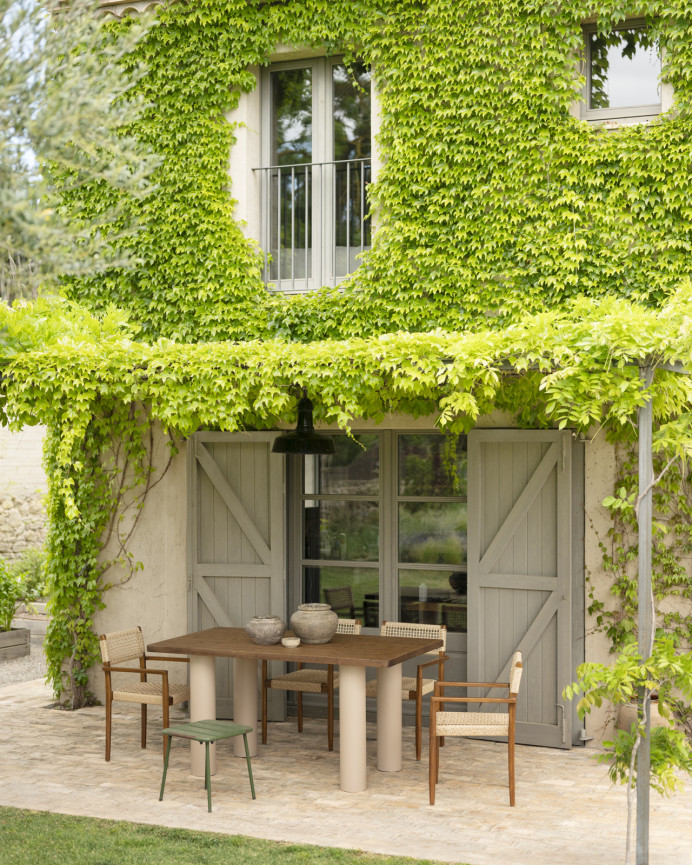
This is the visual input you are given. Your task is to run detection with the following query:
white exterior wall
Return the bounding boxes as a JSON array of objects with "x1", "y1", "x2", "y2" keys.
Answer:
[
  {"x1": 0, "y1": 425, "x2": 47, "y2": 559},
  {"x1": 88, "y1": 432, "x2": 189, "y2": 703}
]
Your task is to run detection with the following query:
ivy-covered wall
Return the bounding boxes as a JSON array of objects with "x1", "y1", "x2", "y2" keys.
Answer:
[
  {"x1": 5, "y1": 0, "x2": 692, "y2": 706},
  {"x1": 67, "y1": 0, "x2": 692, "y2": 343}
]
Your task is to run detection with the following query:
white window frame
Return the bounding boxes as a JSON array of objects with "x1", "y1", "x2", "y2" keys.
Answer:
[
  {"x1": 581, "y1": 19, "x2": 663, "y2": 125},
  {"x1": 259, "y1": 56, "x2": 372, "y2": 293}
]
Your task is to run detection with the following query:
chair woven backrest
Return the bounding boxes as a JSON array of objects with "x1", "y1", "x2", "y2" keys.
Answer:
[
  {"x1": 381, "y1": 621, "x2": 446, "y2": 654},
  {"x1": 509, "y1": 650, "x2": 523, "y2": 695},
  {"x1": 100, "y1": 627, "x2": 145, "y2": 665},
  {"x1": 323, "y1": 586, "x2": 354, "y2": 612},
  {"x1": 336, "y1": 618, "x2": 362, "y2": 635}
]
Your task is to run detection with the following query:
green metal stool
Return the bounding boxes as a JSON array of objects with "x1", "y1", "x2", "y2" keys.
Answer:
[{"x1": 159, "y1": 719, "x2": 256, "y2": 812}]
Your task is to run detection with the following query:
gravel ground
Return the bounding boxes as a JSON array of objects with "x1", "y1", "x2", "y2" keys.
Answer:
[{"x1": 0, "y1": 634, "x2": 48, "y2": 687}]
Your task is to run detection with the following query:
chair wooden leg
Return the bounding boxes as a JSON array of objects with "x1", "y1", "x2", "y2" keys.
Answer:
[
  {"x1": 508, "y1": 729, "x2": 516, "y2": 806},
  {"x1": 261, "y1": 661, "x2": 268, "y2": 745},
  {"x1": 327, "y1": 666, "x2": 334, "y2": 751},
  {"x1": 141, "y1": 704, "x2": 147, "y2": 749},
  {"x1": 105, "y1": 696, "x2": 112, "y2": 761},
  {"x1": 415, "y1": 691, "x2": 422, "y2": 761},
  {"x1": 297, "y1": 691, "x2": 303, "y2": 733},
  {"x1": 429, "y1": 732, "x2": 436, "y2": 804}
]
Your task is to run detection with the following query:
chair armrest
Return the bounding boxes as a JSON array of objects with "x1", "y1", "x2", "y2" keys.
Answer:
[
  {"x1": 145, "y1": 655, "x2": 190, "y2": 664},
  {"x1": 430, "y1": 695, "x2": 516, "y2": 705},
  {"x1": 103, "y1": 664, "x2": 172, "y2": 678},
  {"x1": 434, "y1": 680, "x2": 509, "y2": 690},
  {"x1": 416, "y1": 654, "x2": 450, "y2": 671}
]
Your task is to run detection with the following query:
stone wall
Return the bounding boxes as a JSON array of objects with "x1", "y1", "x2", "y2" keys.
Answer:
[{"x1": 0, "y1": 426, "x2": 47, "y2": 559}]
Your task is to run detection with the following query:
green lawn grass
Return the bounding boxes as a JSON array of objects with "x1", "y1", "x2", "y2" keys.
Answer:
[{"x1": 0, "y1": 807, "x2": 460, "y2": 865}]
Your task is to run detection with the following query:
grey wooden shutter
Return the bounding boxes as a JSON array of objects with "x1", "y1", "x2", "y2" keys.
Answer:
[
  {"x1": 467, "y1": 430, "x2": 573, "y2": 748},
  {"x1": 188, "y1": 432, "x2": 286, "y2": 718}
]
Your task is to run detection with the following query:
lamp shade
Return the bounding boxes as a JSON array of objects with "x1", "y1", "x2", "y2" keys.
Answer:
[{"x1": 272, "y1": 394, "x2": 335, "y2": 455}]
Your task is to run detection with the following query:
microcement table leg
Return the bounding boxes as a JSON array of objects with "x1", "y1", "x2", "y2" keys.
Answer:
[
  {"x1": 339, "y1": 664, "x2": 367, "y2": 792},
  {"x1": 377, "y1": 663, "x2": 402, "y2": 772},
  {"x1": 190, "y1": 654, "x2": 217, "y2": 776},
  {"x1": 233, "y1": 657, "x2": 258, "y2": 757}
]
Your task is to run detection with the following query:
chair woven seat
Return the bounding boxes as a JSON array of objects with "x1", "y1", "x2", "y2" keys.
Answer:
[
  {"x1": 267, "y1": 668, "x2": 335, "y2": 693},
  {"x1": 365, "y1": 675, "x2": 435, "y2": 699},
  {"x1": 261, "y1": 618, "x2": 361, "y2": 750},
  {"x1": 435, "y1": 711, "x2": 510, "y2": 737},
  {"x1": 113, "y1": 681, "x2": 191, "y2": 705}
]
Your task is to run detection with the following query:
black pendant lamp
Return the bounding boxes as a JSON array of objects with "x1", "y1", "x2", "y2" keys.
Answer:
[{"x1": 272, "y1": 389, "x2": 335, "y2": 455}]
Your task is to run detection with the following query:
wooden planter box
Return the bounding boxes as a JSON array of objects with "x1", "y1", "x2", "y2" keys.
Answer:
[{"x1": 0, "y1": 627, "x2": 31, "y2": 660}]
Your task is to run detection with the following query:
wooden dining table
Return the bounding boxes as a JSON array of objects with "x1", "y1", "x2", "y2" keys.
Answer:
[{"x1": 147, "y1": 627, "x2": 443, "y2": 792}]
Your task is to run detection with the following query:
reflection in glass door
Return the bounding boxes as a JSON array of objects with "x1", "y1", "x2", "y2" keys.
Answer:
[
  {"x1": 301, "y1": 435, "x2": 380, "y2": 621},
  {"x1": 396, "y1": 434, "x2": 468, "y2": 633}
]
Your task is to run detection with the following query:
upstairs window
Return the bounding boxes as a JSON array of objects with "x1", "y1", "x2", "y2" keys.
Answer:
[
  {"x1": 257, "y1": 58, "x2": 372, "y2": 292},
  {"x1": 583, "y1": 20, "x2": 661, "y2": 124}
]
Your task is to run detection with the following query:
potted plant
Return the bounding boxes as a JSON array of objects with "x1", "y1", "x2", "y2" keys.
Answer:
[{"x1": 0, "y1": 557, "x2": 31, "y2": 659}]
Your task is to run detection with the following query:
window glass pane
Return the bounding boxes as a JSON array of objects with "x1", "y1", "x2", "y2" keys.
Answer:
[
  {"x1": 398, "y1": 502, "x2": 467, "y2": 565},
  {"x1": 304, "y1": 500, "x2": 379, "y2": 561},
  {"x1": 397, "y1": 569, "x2": 467, "y2": 632},
  {"x1": 304, "y1": 435, "x2": 379, "y2": 496},
  {"x1": 271, "y1": 67, "x2": 312, "y2": 165},
  {"x1": 398, "y1": 434, "x2": 467, "y2": 496},
  {"x1": 303, "y1": 565, "x2": 379, "y2": 623},
  {"x1": 332, "y1": 63, "x2": 371, "y2": 161},
  {"x1": 589, "y1": 28, "x2": 660, "y2": 109}
]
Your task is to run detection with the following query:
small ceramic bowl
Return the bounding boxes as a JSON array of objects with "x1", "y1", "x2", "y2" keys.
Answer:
[{"x1": 281, "y1": 636, "x2": 300, "y2": 648}]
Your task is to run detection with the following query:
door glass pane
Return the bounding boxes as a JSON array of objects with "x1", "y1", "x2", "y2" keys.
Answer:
[
  {"x1": 398, "y1": 502, "x2": 467, "y2": 564},
  {"x1": 304, "y1": 434, "x2": 379, "y2": 495},
  {"x1": 398, "y1": 434, "x2": 467, "y2": 496},
  {"x1": 304, "y1": 500, "x2": 379, "y2": 561},
  {"x1": 333, "y1": 62, "x2": 372, "y2": 277},
  {"x1": 271, "y1": 67, "x2": 312, "y2": 165},
  {"x1": 303, "y1": 565, "x2": 379, "y2": 623},
  {"x1": 398, "y1": 568, "x2": 467, "y2": 632},
  {"x1": 589, "y1": 28, "x2": 660, "y2": 109},
  {"x1": 270, "y1": 67, "x2": 312, "y2": 281}
]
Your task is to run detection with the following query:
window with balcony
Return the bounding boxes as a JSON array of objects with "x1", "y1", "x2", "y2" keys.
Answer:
[
  {"x1": 256, "y1": 58, "x2": 371, "y2": 292},
  {"x1": 582, "y1": 20, "x2": 662, "y2": 124}
]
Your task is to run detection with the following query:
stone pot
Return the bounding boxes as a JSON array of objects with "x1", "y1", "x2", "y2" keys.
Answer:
[
  {"x1": 290, "y1": 603, "x2": 338, "y2": 644},
  {"x1": 245, "y1": 615, "x2": 286, "y2": 645},
  {"x1": 616, "y1": 698, "x2": 667, "y2": 732}
]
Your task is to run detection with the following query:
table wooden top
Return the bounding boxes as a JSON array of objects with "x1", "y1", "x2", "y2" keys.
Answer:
[{"x1": 147, "y1": 628, "x2": 443, "y2": 668}]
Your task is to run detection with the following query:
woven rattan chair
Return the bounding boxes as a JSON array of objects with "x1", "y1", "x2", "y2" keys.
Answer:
[
  {"x1": 364, "y1": 621, "x2": 448, "y2": 761},
  {"x1": 99, "y1": 626, "x2": 190, "y2": 762},
  {"x1": 261, "y1": 618, "x2": 361, "y2": 751},
  {"x1": 429, "y1": 650, "x2": 523, "y2": 806}
]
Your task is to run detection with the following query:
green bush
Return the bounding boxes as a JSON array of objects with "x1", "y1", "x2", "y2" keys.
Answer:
[{"x1": 0, "y1": 548, "x2": 47, "y2": 632}]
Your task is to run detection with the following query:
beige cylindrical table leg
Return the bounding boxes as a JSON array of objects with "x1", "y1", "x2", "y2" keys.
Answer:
[
  {"x1": 189, "y1": 654, "x2": 217, "y2": 777},
  {"x1": 338, "y1": 664, "x2": 367, "y2": 792},
  {"x1": 233, "y1": 657, "x2": 258, "y2": 757},
  {"x1": 377, "y1": 663, "x2": 402, "y2": 772}
]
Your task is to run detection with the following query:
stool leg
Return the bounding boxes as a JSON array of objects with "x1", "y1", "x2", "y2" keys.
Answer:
[
  {"x1": 205, "y1": 741, "x2": 212, "y2": 812},
  {"x1": 159, "y1": 735, "x2": 172, "y2": 801},
  {"x1": 243, "y1": 733, "x2": 256, "y2": 800}
]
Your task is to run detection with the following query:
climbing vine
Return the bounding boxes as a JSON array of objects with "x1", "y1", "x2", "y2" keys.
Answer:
[{"x1": 2, "y1": 0, "x2": 692, "y2": 704}]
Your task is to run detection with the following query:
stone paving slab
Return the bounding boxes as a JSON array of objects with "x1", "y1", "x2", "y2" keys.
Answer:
[{"x1": 1, "y1": 678, "x2": 691, "y2": 865}]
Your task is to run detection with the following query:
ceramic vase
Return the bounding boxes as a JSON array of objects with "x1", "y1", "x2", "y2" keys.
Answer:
[
  {"x1": 245, "y1": 615, "x2": 286, "y2": 645},
  {"x1": 289, "y1": 603, "x2": 339, "y2": 644}
]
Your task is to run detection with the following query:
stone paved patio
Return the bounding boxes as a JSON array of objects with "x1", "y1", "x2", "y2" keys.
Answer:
[{"x1": 1, "y1": 678, "x2": 691, "y2": 865}]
